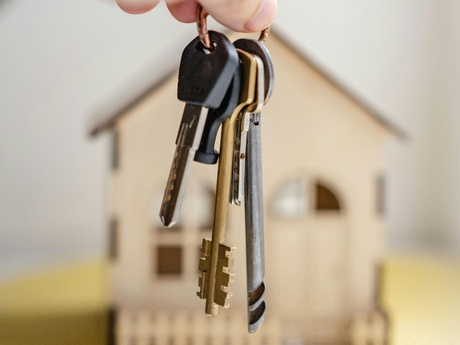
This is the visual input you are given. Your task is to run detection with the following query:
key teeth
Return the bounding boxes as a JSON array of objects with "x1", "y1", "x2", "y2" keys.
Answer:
[
  {"x1": 197, "y1": 273, "x2": 207, "y2": 299},
  {"x1": 247, "y1": 283, "x2": 266, "y2": 332},
  {"x1": 200, "y1": 238, "x2": 212, "y2": 256},
  {"x1": 227, "y1": 257, "x2": 235, "y2": 268},
  {"x1": 197, "y1": 239, "x2": 212, "y2": 299},
  {"x1": 198, "y1": 242, "x2": 236, "y2": 311},
  {"x1": 219, "y1": 271, "x2": 234, "y2": 287},
  {"x1": 248, "y1": 302, "x2": 266, "y2": 333},
  {"x1": 217, "y1": 245, "x2": 235, "y2": 269},
  {"x1": 224, "y1": 292, "x2": 233, "y2": 308},
  {"x1": 213, "y1": 244, "x2": 235, "y2": 308},
  {"x1": 215, "y1": 289, "x2": 233, "y2": 308}
]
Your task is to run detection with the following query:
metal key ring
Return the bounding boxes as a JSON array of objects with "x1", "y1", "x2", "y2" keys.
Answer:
[
  {"x1": 197, "y1": 5, "x2": 270, "y2": 49},
  {"x1": 258, "y1": 27, "x2": 270, "y2": 42},
  {"x1": 197, "y1": 5, "x2": 212, "y2": 50}
]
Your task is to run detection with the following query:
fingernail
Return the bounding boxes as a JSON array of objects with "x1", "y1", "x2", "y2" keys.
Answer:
[
  {"x1": 244, "y1": 0, "x2": 277, "y2": 32},
  {"x1": 116, "y1": 0, "x2": 159, "y2": 14}
]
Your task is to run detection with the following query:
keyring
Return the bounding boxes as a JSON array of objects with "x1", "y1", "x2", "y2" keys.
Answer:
[
  {"x1": 258, "y1": 27, "x2": 270, "y2": 42},
  {"x1": 197, "y1": 5, "x2": 271, "y2": 49},
  {"x1": 197, "y1": 5, "x2": 212, "y2": 50}
]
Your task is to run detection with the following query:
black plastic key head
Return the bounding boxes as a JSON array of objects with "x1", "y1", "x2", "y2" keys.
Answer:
[
  {"x1": 178, "y1": 31, "x2": 239, "y2": 109},
  {"x1": 194, "y1": 65, "x2": 241, "y2": 165}
]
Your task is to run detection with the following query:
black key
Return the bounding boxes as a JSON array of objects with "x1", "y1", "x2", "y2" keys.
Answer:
[
  {"x1": 194, "y1": 65, "x2": 241, "y2": 165},
  {"x1": 160, "y1": 31, "x2": 238, "y2": 227}
]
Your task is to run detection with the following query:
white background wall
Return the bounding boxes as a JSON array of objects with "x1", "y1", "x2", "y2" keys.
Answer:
[{"x1": 0, "y1": 0, "x2": 458, "y2": 278}]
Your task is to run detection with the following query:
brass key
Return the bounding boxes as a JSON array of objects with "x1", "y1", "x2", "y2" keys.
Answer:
[
  {"x1": 231, "y1": 55, "x2": 265, "y2": 206},
  {"x1": 197, "y1": 50, "x2": 258, "y2": 316}
]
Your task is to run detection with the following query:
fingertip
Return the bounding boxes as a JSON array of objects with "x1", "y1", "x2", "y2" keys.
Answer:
[
  {"x1": 244, "y1": 0, "x2": 277, "y2": 32},
  {"x1": 116, "y1": 0, "x2": 160, "y2": 14},
  {"x1": 167, "y1": 0, "x2": 198, "y2": 23}
]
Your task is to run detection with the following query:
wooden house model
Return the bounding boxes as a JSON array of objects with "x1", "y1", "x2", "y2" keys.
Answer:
[{"x1": 91, "y1": 31, "x2": 404, "y2": 345}]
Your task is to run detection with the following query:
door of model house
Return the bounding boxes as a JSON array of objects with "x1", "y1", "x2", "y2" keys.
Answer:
[
  {"x1": 268, "y1": 178, "x2": 348, "y2": 343},
  {"x1": 303, "y1": 182, "x2": 348, "y2": 344}
]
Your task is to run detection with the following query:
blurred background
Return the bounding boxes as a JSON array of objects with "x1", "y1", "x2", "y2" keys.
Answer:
[{"x1": 0, "y1": 0, "x2": 459, "y2": 344}]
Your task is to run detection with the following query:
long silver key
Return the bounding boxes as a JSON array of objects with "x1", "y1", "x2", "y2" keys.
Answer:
[
  {"x1": 245, "y1": 113, "x2": 266, "y2": 333},
  {"x1": 197, "y1": 49, "x2": 258, "y2": 316},
  {"x1": 234, "y1": 38, "x2": 275, "y2": 333},
  {"x1": 160, "y1": 31, "x2": 238, "y2": 227}
]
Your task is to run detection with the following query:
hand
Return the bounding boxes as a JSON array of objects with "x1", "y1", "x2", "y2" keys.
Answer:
[{"x1": 116, "y1": 0, "x2": 277, "y2": 33}]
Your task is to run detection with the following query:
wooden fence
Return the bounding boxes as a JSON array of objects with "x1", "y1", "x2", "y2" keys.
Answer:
[
  {"x1": 116, "y1": 309, "x2": 282, "y2": 345},
  {"x1": 116, "y1": 308, "x2": 388, "y2": 345}
]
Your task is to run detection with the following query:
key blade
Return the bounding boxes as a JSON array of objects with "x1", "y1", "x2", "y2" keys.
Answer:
[
  {"x1": 230, "y1": 55, "x2": 264, "y2": 205},
  {"x1": 245, "y1": 115, "x2": 267, "y2": 332},
  {"x1": 197, "y1": 239, "x2": 212, "y2": 299},
  {"x1": 231, "y1": 112, "x2": 250, "y2": 205},
  {"x1": 160, "y1": 104, "x2": 209, "y2": 227},
  {"x1": 245, "y1": 114, "x2": 265, "y2": 290}
]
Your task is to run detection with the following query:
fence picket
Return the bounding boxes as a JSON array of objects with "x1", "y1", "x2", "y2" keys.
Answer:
[{"x1": 117, "y1": 309, "x2": 282, "y2": 345}]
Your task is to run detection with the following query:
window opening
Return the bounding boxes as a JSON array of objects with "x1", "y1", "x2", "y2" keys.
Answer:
[
  {"x1": 109, "y1": 218, "x2": 118, "y2": 260},
  {"x1": 156, "y1": 245, "x2": 183, "y2": 276},
  {"x1": 111, "y1": 130, "x2": 120, "y2": 171},
  {"x1": 376, "y1": 174, "x2": 385, "y2": 215},
  {"x1": 315, "y1": 183, "x2": 341, "y2": 211},
  {"x1": 270, "y1": 178, "x2": 308, "y2": 219}
]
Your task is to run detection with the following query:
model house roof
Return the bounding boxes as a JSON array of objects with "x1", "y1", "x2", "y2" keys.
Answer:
[{"x1": 90, "y1": 30, "x2": 407, "y2": 139}]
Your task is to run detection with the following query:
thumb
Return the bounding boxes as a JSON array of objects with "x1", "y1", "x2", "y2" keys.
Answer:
[
  {"x1": 200, "y1": 0, "x2": 277, "y2": 32},
  {"x1": 166, "y1": 0, "x2": 277, "y2": 33},
  {"x1": 116, "y1": 0, "x2": 160, "y2": 14}
]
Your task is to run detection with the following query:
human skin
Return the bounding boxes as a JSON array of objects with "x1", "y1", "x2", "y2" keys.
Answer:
[{"x1": 115, "y1": 0, "x2": 277, "y2": 32}]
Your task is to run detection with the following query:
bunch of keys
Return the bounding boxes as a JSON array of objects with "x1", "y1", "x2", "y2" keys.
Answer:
[{"x1": 159, "y1": 6, "x2": 274, "y2": 333}]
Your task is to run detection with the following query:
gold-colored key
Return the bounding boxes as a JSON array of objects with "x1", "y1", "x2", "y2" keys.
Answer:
[
  {"x1": 197, "y1": 50, "x2": 258, "y2": 316},
  {"x1": 231, "y1": 55, "x2": 265, "y2": 206}
]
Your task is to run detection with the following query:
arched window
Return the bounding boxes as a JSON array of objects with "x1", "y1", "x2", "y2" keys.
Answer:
[
  {"x1": 315, "y1": 182, "x2": 341, "y2": 211},
  {"x1": 270, "y1": 178, "x2": 308, "y2": 219}
]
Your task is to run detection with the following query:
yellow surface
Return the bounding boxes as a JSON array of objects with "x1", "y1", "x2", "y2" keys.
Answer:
[
  {"x1": 0, "y1": 260, "x2": 108, "y2": 345},
  {"x1": 383, "y1": 254, "x2": 460, "y2": 345},
  {"x1": 1, "y1": 256, "x2": 459, "y2": 345}
]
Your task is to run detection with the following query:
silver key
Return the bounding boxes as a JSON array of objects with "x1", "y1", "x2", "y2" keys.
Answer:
[
  {"x1": 245, "y1": 113, "x2": 266, "y2": 333},
  {"x1": 234, "y1": 38, "x2": 275, "y2": 333}
]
